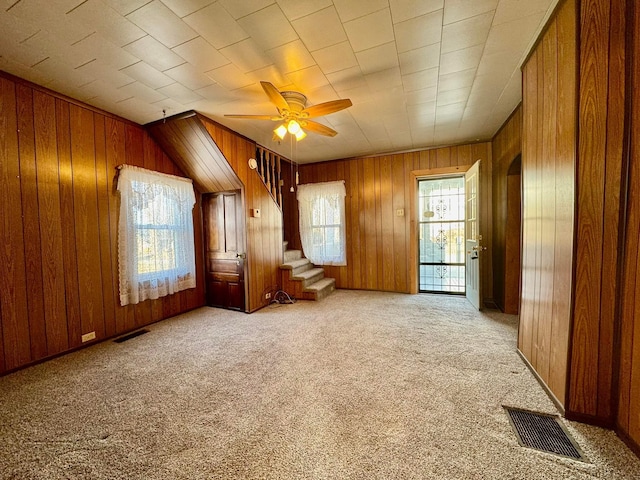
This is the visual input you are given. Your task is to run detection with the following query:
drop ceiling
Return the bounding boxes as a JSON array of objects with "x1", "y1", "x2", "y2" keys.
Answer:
[{"x1": 0, "y1": 0, "x2": 558, "y2": 163}]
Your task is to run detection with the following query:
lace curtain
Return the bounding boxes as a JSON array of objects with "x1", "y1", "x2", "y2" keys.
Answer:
[
  {"x1": 297, "y1": 180, "x2": 346, "y2": 266},
  {"x1": 117, "y1": 165, "x2": 196, "y2": 306}
]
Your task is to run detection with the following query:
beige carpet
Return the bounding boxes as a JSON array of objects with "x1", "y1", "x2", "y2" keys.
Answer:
[{"x1": 1, "y1": 289, "x2": 639, "y2": 479}]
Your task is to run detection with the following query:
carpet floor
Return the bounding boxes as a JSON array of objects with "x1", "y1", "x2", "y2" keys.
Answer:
[{"x1": 1, "y1": 290, "x2": 639, "y2": 479}]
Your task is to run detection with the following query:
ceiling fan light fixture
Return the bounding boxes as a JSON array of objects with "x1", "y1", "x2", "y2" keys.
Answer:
[
  {"x1": 287, "y1": 119, "x2": 301, "y2": 134},
  {"x1": 295, "y1": 129, "x2": 307, "y2": 141},
  {"x1": 274, "y1": 124, "x2": 287, "y2": 140}
]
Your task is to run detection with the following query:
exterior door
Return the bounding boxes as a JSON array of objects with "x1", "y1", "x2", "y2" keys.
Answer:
[
  {"x1": 203, "y1": 191, "x2": 245, "y2": 311},
  {"x1": 465, "y1": 160, "x2": 482, "y2": 309}
]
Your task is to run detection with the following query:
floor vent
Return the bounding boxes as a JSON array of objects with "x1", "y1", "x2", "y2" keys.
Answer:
[
  {"x1": 114, "y1": 329, "x2": 149, "y2": 343},
  {"x1": 504, "y1": 407, "x2": 587, "y2": 462}
]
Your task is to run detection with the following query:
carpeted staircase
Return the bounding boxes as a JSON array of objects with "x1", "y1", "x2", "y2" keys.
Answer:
[{"x1": 280, "y1": 243, "x2": 335, "y2": 301}]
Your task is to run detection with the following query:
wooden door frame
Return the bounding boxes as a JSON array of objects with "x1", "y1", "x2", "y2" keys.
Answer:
[{"x1": 409, "y1": 166, "x2": 471, "y2": 294}]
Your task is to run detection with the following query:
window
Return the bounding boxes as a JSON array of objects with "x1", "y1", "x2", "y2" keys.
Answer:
[
  {"x1": 297, "y1": 180, "x2": 346, "y2": 266},
  {"x1": 117, "y1": 165, "x2": 196, "y2": 306}
]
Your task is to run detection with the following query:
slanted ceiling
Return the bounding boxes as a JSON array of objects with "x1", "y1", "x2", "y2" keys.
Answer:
[{"x1": 147, "y1": 111, "x2": 243, "y2": 193}]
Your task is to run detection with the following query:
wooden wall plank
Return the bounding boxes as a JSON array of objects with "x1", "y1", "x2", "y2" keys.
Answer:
[
  {"x1": 94, "y1": 113, "x2": 117, "y2": 339},
  {"x1": 56, "y1": 99, "x2": 83, "y2": 351},
  {"x1": 16, "y1": 85, "x2": 47, "y2": 360},
  {"x1": 0, "y1": 77, "x2": 31, "y2": 371},
  {"x1": 549, "y1": 0, "x2": 577, "y2": 407},
  {"x1": 33, "y1": 91, "x2": 68, "y2": 356},
  {"x1": 70, "y1": 104, "x2": 106, "y2": 342},
  {"x1": 617, "y1": 0, "x2": 640, "y2": 448}
]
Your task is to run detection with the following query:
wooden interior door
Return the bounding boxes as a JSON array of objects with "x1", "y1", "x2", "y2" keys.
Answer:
[
  {"x1": 465, "y1": 160, "x2": 482, "y2": 309},
  {"x1": 203, "y1": 191, "x2": 245, "y2": 311}
]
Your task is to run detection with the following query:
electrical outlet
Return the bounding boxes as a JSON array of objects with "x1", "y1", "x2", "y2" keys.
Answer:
[
  {"x1": 265, "y1": 292, "x2": 271, "y2": 299},
  {"x1": 81, "y1": 331, "x2": 96, "y2": 343}
]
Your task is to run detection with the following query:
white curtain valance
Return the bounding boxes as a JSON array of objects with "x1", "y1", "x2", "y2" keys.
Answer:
[{"x1": 117, "y1": 165, "x2": 196, "y2": 306}]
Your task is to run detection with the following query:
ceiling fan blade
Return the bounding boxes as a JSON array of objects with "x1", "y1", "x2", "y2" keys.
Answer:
[
  {"x1": 303, "y1": 120, "x2": 338, "y2": 137},
  {"x1": 301, "y1": 99, "x2": 352, "y2": 118},
  {"x1": 224, "y1": 114, "x2": 282, "y2": 121},
  {"x1": 260, "y1": 81, "x2": 290, "y2": 112}
]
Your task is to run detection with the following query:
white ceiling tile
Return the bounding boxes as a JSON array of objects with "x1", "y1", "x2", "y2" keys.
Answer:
[
  {"x1": 77, "y1": 79, "x2": 133, "y2": 103},
  {"x1": 441, "y1": 12, "x2": 493, "y2": 54},
  {"x1": 157, "y1": 82, "x2": 204, "y2": 104},
  {"x1": 286, "y1": 65, "x2": 329, "y2": 92},
  {"x1": 399, "y1": 43, "x2": 440, "y2": 75},
  {"x1": 10, "y1": 0, "x2": 94, "y2": 44},
  {"x1": 0, "y1": 9, "x2": 40, "y2": 44},
  {"x1": 394, "y1": 9, "x2": 443, "y2": 53},
  {"x1": 266, "y1": 39, "x2": 316, "y2": 75},
  {"x1": 151, "y1": 99, "x2": 188, "y2": 118},
  {"x1": 493, "y1": 0, "x2": 555, "y2": 25},
  {"x1": 443, "y1": 0, "x2": 498, "y2": 25},
  {"x1": 183, "y1": 2, "x2": 249, "y2": 49},
  {"x1": 237, "y1": 4, "x2": 298, "y2": 50},
  {"x1": 291, "y1": 7, "x2": 347, "y2": 52},
  {"x1": 437, "y1": 86, "x2": 471, "y2": 106},
  {"x1": 126, "y1": 1, "x2": 199, "y2": 48},
  {"x1": 195, "y1": 83, "x2": 238, "y2": 103},
  {"x1": 123, "y1": 35, "x2": 185, "y2": 71},
  {"x1": 17, "y1": 30, "x2": 79, "y2": 66},
  {"x1": 435, "y1": 102, "x2": 464, "y2": 122},
  {"x1": 102, "y1": 0, "x2": 152, "y2": 16},
  {"x1": 112, "y1": 96, "x2": 159, "y2": 123},
  {"x1": 484, "y1": 12, "x2": 546, "y2": 58},
  {"x1": 440, "y1": 44, "x2": 484, "y2": 75},
  {"x1": 476, "y1": 50, "x2": 519, "y2": 79},
  {"x1": 67, "y1": 0, "x2": 146, "y2": 46},
  {"x1": 0, "y1": 40, "x2": 48, "y2": 70},
  {"x1": 276, "y1": 0, "x2": 333, "y2": 20},
  {"x1": 218, "y1": 0, "x2": 276, "y2": 19},
  {"x1": 333, "y1": 0, "x2": 388, "y2": 22},
  {"x1": 120, "y1": 61, "x2": 174, "y2": 89},
  {"x1": 245, "y1": 65, "x2": 290, "y2": 87},
  {"x1": 172, "y1": 37, "x2": 230, "y2": 71},
  {"x1": 365, "y1": 67, "x2": 402, "y2": 92},
  {"x1": 355, "y1": 42, "x2": 399, "y2": 75},
  {"x1": 402, "y1": 66, "x2": 438, "y2": 92},
  {"x1": 312, "y1": 41, "x2": 358, "y2": 75},
  {"x1": 217, "y1": 39, "x2": 270, "y2": 77},
  {"x1": 164, "y1": 62, "x2": 215, "y2": 89},
  {"x1": 389, "y1": 0, "x2": 444, "y2": 24},
  {"x1": 74, "y1": 59, "x2": 134, "y2": 87},
  {"x1": 159, "y1": 0, "x2": 216, "y2": 18},
  {"x1": 69, "y1": 32, "x2": 139, "y2": 69},
  {"x1": 344, "y1": 8, "x2": 394, "y2": 52},
  {"x1": 326, "y1": 66, "x2": 368, "y2": 93},
  {"x1": 405, "y1": 87, "x2": 437, "y2": 106},
  {"x1": 438, "y1": 68, "x2": 476, "y2": 92},
  {"x1": 206, "y1": 63, "x2": 254, "y2": 90},
  {"x1": 33, "y1": 57, "x2": 95, "y2": 88},
  {"x1": 118, "y1": 80, "x2": 167, "y2": 103}
]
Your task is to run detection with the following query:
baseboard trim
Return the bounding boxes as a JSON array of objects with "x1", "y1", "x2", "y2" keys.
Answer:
[
  {"x1": 616, "y1": 426, "x2": 640, "y2": 458},
  {"x1": 516, "y1": 349, "x2": 566, "y2": 416}
]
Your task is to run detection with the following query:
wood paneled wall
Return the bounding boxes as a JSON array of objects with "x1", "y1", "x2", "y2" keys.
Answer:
[
  {"x1": 617, "y1": 0, "x2": 640, "y2": 453},
  {"x1": 492, "y1": 106, "x2": 523, "y2": 314},
  {"x1": 519, "y1": 0, "x2": 576, "y2": 409},
  {"x1": 199, "y1": 117, "x2": 283, "y2": 313},
  {"x1": 568, "y1": 0, "x2": 627, "y2": 424},
  {"x1": 286, "y1": 143, "x2": 493, "y2": 301},
  {"x1": 0, "y1": 73, "x2": 205, "y2": 375}
]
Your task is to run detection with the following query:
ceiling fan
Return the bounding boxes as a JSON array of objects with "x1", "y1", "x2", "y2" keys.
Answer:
[{"x1": 225, "y1": 81, "x2": 352, "y2": 140}]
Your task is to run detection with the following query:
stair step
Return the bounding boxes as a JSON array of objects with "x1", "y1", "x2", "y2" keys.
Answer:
[
  {"x1": 284, "y1": 249, "x2": 302, "y2": 262},
  {"x1": 281, "y1": 258, "x2": 311, "y2": 272},
  {"x1": 302, "y1": 277, "x2": 336, "y2": 301},
  {"x1": 293, "y1": 267, "x2": 324, "y2": 287}
]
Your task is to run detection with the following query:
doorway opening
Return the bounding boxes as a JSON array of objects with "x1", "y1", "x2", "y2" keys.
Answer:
[{"x1": 418, "y1": 176, "x2": 466, "y2": 294}]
